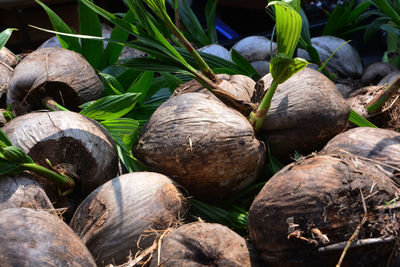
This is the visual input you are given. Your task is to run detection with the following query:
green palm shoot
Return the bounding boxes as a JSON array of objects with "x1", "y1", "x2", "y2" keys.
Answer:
[{"x1": 249, "y1": 1, "x2": 308, "y2": 131}]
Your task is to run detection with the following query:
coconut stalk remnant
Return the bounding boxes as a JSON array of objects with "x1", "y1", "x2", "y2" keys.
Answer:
[
  {"x1": 248, "y1": 154, "x2": 400, "y2": 266},
  {"x1": 7, "y1": 47, "x2": 103, "y2": 116},
  {"x1": 0, "y1": 208, "x2": 96, "y2": 266},
  {"x1": 70, "y1": 172, "x2": 186, "y2": 266},
  {"x1": 150, "y1": 222, "x2": 252, "y2": 266}
]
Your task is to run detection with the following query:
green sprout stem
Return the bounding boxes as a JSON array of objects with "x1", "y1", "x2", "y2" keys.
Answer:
[
  {"x1": 249, "y1": 79, "x2": 279, "y2": 131},
  {"x1": 20, "y1": 163, "x2": 75, "y2": 189},
  {"x1": 42, "y1": 97, "x2": 69, "y2": 111}
]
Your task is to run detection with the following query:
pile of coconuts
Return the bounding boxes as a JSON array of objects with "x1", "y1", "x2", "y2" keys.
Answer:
[{"x1": 2, "y1": 22, "x2": 400, "y2": 267}]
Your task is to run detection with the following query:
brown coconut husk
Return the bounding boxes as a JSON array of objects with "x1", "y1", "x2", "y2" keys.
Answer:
[
  {"x1": 321, "y1": 127, "x2": 400, "y2": 179},
  {"x1": 256, "y1": 68, "x2": 350, "y2": 161},
  {"x1": 149, "y1": 222, "x2": 252, "y2": 267},
  {"x1": 70, "y1": 172, "x2": 186, "y2": 266},
  {"x1": 0, "y1": 47, "x2": 18, "y2": 68},
  {"x1": 248, "y1": 154, "x2": 400, "y2": 266},
  {"x1": 0, "y1": 173, "x2": 54, "y2": 212},
  {"x1": 361, "y1": 62, "x2": 399, "y2": 86},
  {"x1": 135, "y1": 92, "x2": 265, "y2": 201},
  {"x1": 7, "y1": 47, "x2": 103, "y2": 116},
  {"x1": 0, "y1": 208, "x2": 96, "y2": 266}
]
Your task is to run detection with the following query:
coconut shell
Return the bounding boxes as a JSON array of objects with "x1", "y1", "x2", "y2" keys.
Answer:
[
  {"x1": 3, "y1": 111, "x2": 118, "y2": 196},
  {"x1": 297, "y1": 36, "x2": 363, "y2": 79},
  {"x1": 70, "y1": 172, "x2": 186, "y2": 266},
  {"x1": 321, "y1": 127, "x2": 400, "y2": 175},
  {"x1": 248, "y1": 154, "x2": 400, "y2": 266},
  {"x1": 361, "y1": 62, "x2": 398, "y2": 85},
  {"x1": 378, "y1": 71, "x2": 400, "y2": 85},
  {"x1": 0, "y1": 62, "x2": 12, "y2": 108},
  {"x1": 0, "y1": 208, "x2": 96, "y2": 266},
  {"x1": 0, "y1": 174, "x2": 54, "y2": 211},
  {"x1": 257, "y1": 68, "x2": 350, "y2": 161},
  {"x1": 173, "y1": 73, "x2": 256, "y2": 104},
  {"x1": 199, "y1": 44, "x2": 232, "y2": 62},
  {"x1": 7, "y1": 47, "x2": 103, "y2": 115},
  {"x1": 231, "y1": 36, "x2": 277, "y2": 62},
  {"x1": 150, "y1": 222, "x2": 252, "y2": 267},
  {"x1": 135, "y1": 92, "x2": 265, "y2": 201},
  {"x1": 251, "y1": 60, "x2": 269, "y2": 77},
  {"x1": 0, "y1": 47, "x2": 18, "y2": 67}
]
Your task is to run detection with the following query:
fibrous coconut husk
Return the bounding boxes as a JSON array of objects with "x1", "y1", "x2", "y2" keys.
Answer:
[
  {"x1": 0, "y1": 173, "x2": 54, "y2": 212},
  {"x1": 0, "y1": 47, "x2": 18, "y2": 68},
  {"x1": 7, "y1": 47, "x2": 103, "y2": 115},
  {"x1": 257, "y1": 68, "x2": 350, "y2": 161},
  {"x1": 70, "y1": 172, "x2": 186, "y2": 266},
  {"x1": 297, "y1": 36, "x2": 363, "y2": 79},
  {"x1": 321, "y1": 127, "x2": 400, "y2": 183},
  {"x1": 249, "y1": 154, "x2": 400, "y2": 266},
  {"x1": 0, "y1": 208, "x2": 96, "y2": 266},
  {"x1": 135, "y1": 92, "x2": 265, "y2": 201},
  {"x1": 150, "y1": 222, "x2": 252, "y2": 267},
  {"x1": 0, "y1": 62, "x2": 12, "y2": 108}
]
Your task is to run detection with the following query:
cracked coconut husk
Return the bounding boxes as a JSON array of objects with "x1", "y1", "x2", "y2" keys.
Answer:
[
  {"x1": 70, "y1": 172, "x2": 186, "y2": 266},
  {"x1": 249, "y1": 153, "x2": 400, "y2": 267}
]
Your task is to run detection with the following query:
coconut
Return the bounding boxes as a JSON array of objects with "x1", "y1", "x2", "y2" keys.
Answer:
[
  {"x1": 3, "y1": 111, "x2": 119, "y2": 218},
  {"x1": 0, "y1": 173, "x2": 54, "y2": 211},
  {"x1": 251, "y1": 60, "x2": 270, "y2": 77},
  {"x1": 70, "y1": 172, "x2": 186, "y2": 266},
  {"x1": 7, "y1": 47, "x2": 103, "y2": 115},
  {"x1": 378, "y1": 71, "x2": 400, "y2": 85},
  {"x1": 198, "y1": 44, "x2": 232, "y2": 62},
  {"x1": 150, "y1": 222, "x2": 252, "y2": 267},
  {"x1": 361, "y1": 62, "x2": 398, "y2": 85},
  {"x1": 248, "y1": 154, "x2": 400, "y2": 266},
  {"x1": 0, "y1": 62, "x2": 12, "y2": 108},
  {"x1": 297, "y1": 36, "x2": 363, "y2": 79},
  {"x1": 0, "y1": 208, "x2": 96, "y2": 266},
  {"x1": 257, "y1": 68, "x2": 350, "y2": 161},
  {"x1": 135, "y1": 92, "x2": 265, "y2": 201},
  {"x1": 173, "y1": 73, "x2": 256, "y2": 104},
  {"x1": 321, "y1": 127, "x2": 400, "y2": 175},
  {"x1": 230, "y1": 36, "x2": 277, "y2": 62},
  {"x1": 0, "y1": 46, "x2": 18, "y2": 68}
]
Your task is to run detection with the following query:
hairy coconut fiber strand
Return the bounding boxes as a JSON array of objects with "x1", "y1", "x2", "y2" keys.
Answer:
[
  {"x1": 258, "y1": 68, "x2": 350, "y2": 161},
  {"x1": 70, "y1": 172, "x2": 186, "y2": 266},
  {"x1": 135, "y1": 92, "x2": 265, "y2": 201},
  {"x1": 248, "y1": 155, "x2": 400, "y2": 266},
  {"x1": 173, "y1": 73, "x2": 256, "y2": 103},
  {"x1": 322, "y1": 127, "x2": 400, "y2": 174},
  {"x1": 0, "y1": 174, "x2": 54, "y2": 212},
  {"x1": 297, "y1": 36, "x2": 363, "y2": 79},
  {"x1": 0, "y1": 208, "x2": 96, "y2": 266},
  {"x1": 150, "y1": 222, "x2": 252, "y2": 267},
  {"x1": 3, "y1": 111, "x2": 118, "y2": 196},
  {"x1": 7, "y1": 47, "x2": 103, "y2": 115}
]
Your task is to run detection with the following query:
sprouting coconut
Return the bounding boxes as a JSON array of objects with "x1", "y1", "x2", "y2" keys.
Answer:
[
  {"x1": 0, "y1": 173, "x2": 54, "y2": 211},
  {"x1": 361, "y1": 62, "x2": 398, "y2": 85},
  {"x1": 297, "y1": 36, "x2": 363, "y2": 79},
  {"x1": 135, "y1": 92, "x2": 265, "y2": 201},
  {"x1": 70, "y1": 172, "x2": 186, "y2": 266},
  {"x1": 2, "y1": 111, "x2": 119, "y2": 218},
  {"x1": 256, "y1": 68, "x2": 350, "y2": 161},
  {"x1": 0, "y1": 208, "x2": 96, "y2": 266},
  {"x1": 7, "y1": 47, "x2": 103, "y2": 116},
  {"x1": 198, "y1": 44, "x2": 232, "y2": 62},
  {"x1": 150, "y1": 222, "x2": 252, "y2": 267},
  {"x1": 321, "y1": 127, "x2": 400, "y2": 174},
  {"x1": 173, "y1": 73, "x2": 256, "y2": 103},
  {"x1": 248, "y1": 154, "x2": 400, "y2": 266}
]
